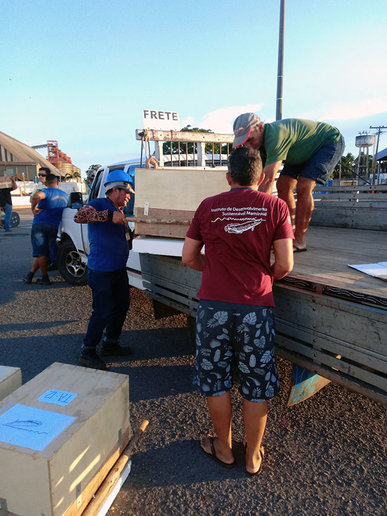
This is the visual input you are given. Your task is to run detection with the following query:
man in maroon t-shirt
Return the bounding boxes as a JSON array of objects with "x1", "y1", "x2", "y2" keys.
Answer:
[{"x1": 182, "y1": 146, "x2": 293, "y2": 475}]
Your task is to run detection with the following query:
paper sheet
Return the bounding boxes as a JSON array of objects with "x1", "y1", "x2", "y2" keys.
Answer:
[
  {"x1": 348, "y1": 261, "x2": 387, "y2": 281},
  {"x1": 0, "y1": 404, "x2": 76, "y2": 451},
  {"x1": 38, "y1": 389, "x2": 77, "y2": 407}
]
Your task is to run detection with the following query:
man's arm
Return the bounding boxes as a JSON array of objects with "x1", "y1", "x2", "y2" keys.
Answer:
[
  {"x1": 271, "y1": 238, "x2": 293, "y2": 280},
  {"x1": 182, "y1": 237, "x2": 205, "y2": 271},
  {"x1": 10, "y1": 176, "x2": 17, "y2": 192},
  {"x1": 259, "y1": 161, "x2": 282, "y2": 194},
  {"x1": 74, "y1": 205, "x2": 126, "y2": 224},
  {"x1": 31, "y1": 190, "x2": 46, "y2": 214}
]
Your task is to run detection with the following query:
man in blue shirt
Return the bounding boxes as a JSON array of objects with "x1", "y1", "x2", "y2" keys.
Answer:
[
  {"x1": 74, "y1": 170, "x2": 133, "y2": 370},
  {"x1": 24, "y1": 174, "x2": 68, "y2": 285}
]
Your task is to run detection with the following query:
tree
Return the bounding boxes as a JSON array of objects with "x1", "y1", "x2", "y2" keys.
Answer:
[
  {"x1": 86, "y1": 164, "x2": 102, "y2": 174},
  {"x1": 333, "y1": 153, "x2": 356, "y2": 179},
  {"x1": 162, "y1": 126, "x2": 211, "y2": 155}
]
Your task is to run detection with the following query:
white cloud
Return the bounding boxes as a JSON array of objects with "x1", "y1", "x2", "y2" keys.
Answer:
[
  {"x1": 319, "y1": 99, "x2": 387, "y2": 122},
  {"x1": 181, "y1": 103, "x2": 264, "y2": 133}
]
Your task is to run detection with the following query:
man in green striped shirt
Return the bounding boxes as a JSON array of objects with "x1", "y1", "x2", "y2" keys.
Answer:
[{"x1": 233, "y1": 114, "x2": 345, "y2": 251}]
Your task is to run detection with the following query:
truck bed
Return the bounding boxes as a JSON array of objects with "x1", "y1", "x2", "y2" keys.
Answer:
[
  {"x1": 282, "y1": 226, "x2": 387, "y2": 308},
  {"x1": 139, "y1": 226, "x2": 387, "y2": 404}
]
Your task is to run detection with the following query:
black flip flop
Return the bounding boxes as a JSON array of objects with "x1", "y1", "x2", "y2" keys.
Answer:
[
  {"x1": 200, "y1": 436, "x2": 236, "y2": 469},
  {"x1": 245, "y1": 443, "x2": 265, "y2": 476},
  {"x1": 293, "y1": 246, "x2": 307, "y2": 253}
]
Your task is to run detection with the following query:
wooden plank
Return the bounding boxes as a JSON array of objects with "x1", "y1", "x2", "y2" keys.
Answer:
[
  {"x1": 276, "y1": 348, "x2": 387, "y2": 406},
  {"x1": 136, "y1": 128, "x2": 234, "y2": 144},
  {"x1": 133, "y1": 207, "x2": 192, "y2": 238},
  {"x1": 314, "y1": 196, "x2": 386, "y2": 202},
  {"x1": 313, "y1": 185, "x2": 387, "y2": 193},
  {"x1": 0, "y1": 363, "x2": 131, "y2": 516},
  {"x1": 275, "y1": 335, "x2": 386, "y2": 392},
  {"x1": 274, "y1": 285, "x2": 386, "y2": 354},
  {"x1": 275, "y1": 318, "x2": 387, "y2": 373},
  {"x1": 311, "y1": 205, "x2": 386, "y2": 230}
]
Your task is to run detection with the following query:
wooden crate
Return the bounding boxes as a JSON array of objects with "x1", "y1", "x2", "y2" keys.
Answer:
[
  {"x1": 133, "y1": 167, "x2": 226, "y2": 238},
  {"x1": 0, "y1": 366, "x2": 21, "y2": 401},
  {"x1": 0, "y1": 176, "x2": 13, "y2": 189},
  {"x1": 0, "y1": 362, "x2": 131, "y2": 516}
]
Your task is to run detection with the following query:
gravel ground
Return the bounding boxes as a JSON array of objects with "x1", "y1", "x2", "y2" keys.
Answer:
[{"x1": 0, "y1": 209, "x2": 385, "y2": 516}]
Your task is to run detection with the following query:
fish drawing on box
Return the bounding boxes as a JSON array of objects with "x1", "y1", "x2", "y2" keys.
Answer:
[{"x1": 4, "y1": 418, "x2": 48, "y2": 435}]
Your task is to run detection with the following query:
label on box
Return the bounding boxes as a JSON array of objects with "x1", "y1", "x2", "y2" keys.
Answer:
[
  {"x1": 38, "y1": 389, "x2": 77, "y2": 406},
  {"x1": 0, "y1": 403, "x2": 76, "y2": 451}
]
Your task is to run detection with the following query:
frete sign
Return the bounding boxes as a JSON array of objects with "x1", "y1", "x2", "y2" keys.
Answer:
[{"x1": 142, "y1": 109, "x2": 180, "y2": 130}]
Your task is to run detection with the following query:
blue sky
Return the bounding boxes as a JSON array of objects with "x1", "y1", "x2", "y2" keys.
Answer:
[{"x1": 2, "y1": 0, "x2": 386, "y2": 174}]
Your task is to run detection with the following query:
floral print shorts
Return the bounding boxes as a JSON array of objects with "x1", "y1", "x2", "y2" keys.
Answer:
[{"x1": 194, "y1": 300, "x2": 280, "y2": 402}]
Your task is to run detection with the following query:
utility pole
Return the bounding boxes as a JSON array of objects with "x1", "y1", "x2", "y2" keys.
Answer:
[
  {"x1": 370, "y1": 125, "x2": 386, "y2": 185},
  {"x1": 276, "y1": 0, "x2": 285, "y2": 121}
]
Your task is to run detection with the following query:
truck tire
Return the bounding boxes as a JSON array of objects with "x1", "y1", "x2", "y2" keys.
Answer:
[
  {"x1": 57, "y1": 239, "x2": 88, "y2": 286},
  {"x1": 11, "y1": 212, "x2": 20, "y2": 228}
]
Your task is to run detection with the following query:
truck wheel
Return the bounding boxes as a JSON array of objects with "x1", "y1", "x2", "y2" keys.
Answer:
[
  {"x1": 57, "y1": 240, "x2": 87, "y2": 286},
  {"x1": 10, "y1": 212, "x2": 20, "y2": 227}
]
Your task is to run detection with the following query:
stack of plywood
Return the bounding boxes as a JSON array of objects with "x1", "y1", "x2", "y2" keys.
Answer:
[
  {"x1": 0, "y1": 366, "x2": 21, "y2": 401},
  {"x1": 133, "y1": 167, "x2": 226, "y2": 238},
  {"x1": 0, "y1": 362, "x2": 131, "y2": 516}
]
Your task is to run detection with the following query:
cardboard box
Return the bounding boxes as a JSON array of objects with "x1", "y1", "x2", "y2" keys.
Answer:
[
  {"x1": 0, "y1": 362, "x2": 131, "y2": 516},
  {"x1": 0, "y1": 366, "x2": 22, "y2": 401},
  {"x1": 0, "y1": 176, "x2": 13, "y2": 190}
]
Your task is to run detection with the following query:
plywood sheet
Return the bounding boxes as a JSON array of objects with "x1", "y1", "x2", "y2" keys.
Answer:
[{"x1": 134, "y1": 167, "x2": 226, "y2": 211}]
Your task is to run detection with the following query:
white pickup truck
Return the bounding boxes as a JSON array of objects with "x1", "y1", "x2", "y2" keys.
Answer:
[{"x1": 57, "y1": 158, "x2": 144, "y2": 289}]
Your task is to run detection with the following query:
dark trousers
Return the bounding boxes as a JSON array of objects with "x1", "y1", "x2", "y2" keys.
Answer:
[{"x1": 84, "y1": 268, "x2": 130, "y2": 349}]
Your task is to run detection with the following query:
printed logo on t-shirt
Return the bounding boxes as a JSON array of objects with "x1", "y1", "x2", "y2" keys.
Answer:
[{"x1": 211, "y1": 206, "x2": 267, "y2": 234}]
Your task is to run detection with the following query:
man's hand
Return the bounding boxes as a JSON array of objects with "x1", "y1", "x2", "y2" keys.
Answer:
[
  {"x1": 182, "y1": 237, "x2": 205, "y2": 271},
  {"x1": 259, "y1": 161, "x2": 282, "y2": 195},
  {"x1": 31, "y1": 190, "x2": 45, "y2": 214},
  {"x1": 271, "y1": 238, "x2": 293, "y2": 280},
  {"x1": 112, "y1": 211, "x2": 127, "y2": 224}
]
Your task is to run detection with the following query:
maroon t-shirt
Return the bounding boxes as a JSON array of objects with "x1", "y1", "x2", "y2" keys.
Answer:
[{"x1": 186, "y1": 188, "x2": 294, "y2": 306}]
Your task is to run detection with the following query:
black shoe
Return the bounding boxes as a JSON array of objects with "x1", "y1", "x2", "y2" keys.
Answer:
[
  {"x1": 23, "y1": 272, "x2": 34, "y2": 284},
  {"x1": 80, "y1": 348, "x2": 107, "y2": 370},
  {"x1": 100, "y1": 339, "x2": 132, "y2": 357},
  {"x1": 47, "y1": 263, "x2": 58, "y2": 271},
  {"x1": 36, "y1": 275, "x2": 51, "y2": 285}
]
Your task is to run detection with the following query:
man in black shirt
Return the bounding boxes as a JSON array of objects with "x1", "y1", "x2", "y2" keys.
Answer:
[{"x1": 0, "y1": 176, "x2": 17, "y2": 232}]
